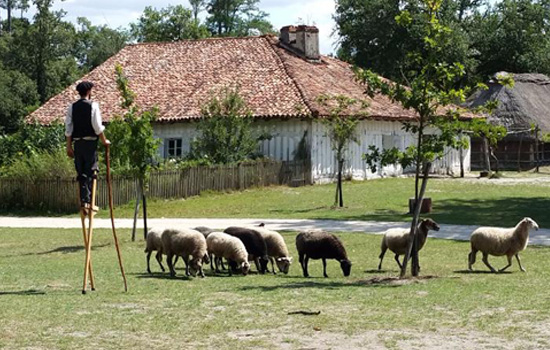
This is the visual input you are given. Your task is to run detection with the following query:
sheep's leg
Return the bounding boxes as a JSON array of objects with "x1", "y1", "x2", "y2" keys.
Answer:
[
  {"x1": 299, "y1": 253, "x2": 307, "y2": 277},
  {"x1": 468, "y1": 250, "x2": 477, "y2": 271},
  {"x1": 482, "y1": 253, "x2": 497, "y2": 273},
  {"x1": 254, "y1": 257, "x2": 262, "y2": 273},
  {"x1": 378, "y1": 246, "x2": 387, "y2": 270},
  {"x1": 210, "y1": 253, "x2": 215, "y2": 271},
  {"x1": 322, "y1": 258, "x2": 328, "y2": 278},
  {"x1": 499, "y1": 255, "x2": 513, "y2": 273},
  {"x1": 220, "y1": 259, "x2": 226, "y2": 270},
  {"x1": 269, "y1": 257, "x2": 276, "y2": 274},
  {"x1": 155, "y1": 251, "x2": 165, "y2": 272},
  {"x1": 166, "y1": 253, "x2": 176, "y2": 277},
  {"x1": 213, "y1": 256, "x2": 220, "y2": 273},
  {"x1": 183, "y1": 256, "x2": 190, "y2": 276},
  {"x1": 394, "y1": 254, "x2": 403, "y2": 269},
  {"x1": 174, "y1": 256, "x2": 179, "y2": 268},
  {"x1": 227, "y1": 258, "x2": 233, "y2": 276},
  {"x1": 515, "y1": 254, "x2": 526, "y2": 272},
  {"x1": 304, "y1": 256, "x2": 310, "y2": 278},
  {"x1": 146, "y1": 251, "x2": 152, "y2": 274}
]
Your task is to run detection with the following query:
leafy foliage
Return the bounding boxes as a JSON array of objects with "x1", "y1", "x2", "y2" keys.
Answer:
[
  {"x1": 188, "y1": 87, "x2": 270, "y2": 164},
  {"x1": 317, "y1": 94, "x2": 365, "y2": 207},
  {"x1": 0, "y1": 121, "x2": 65, "y2": 167},
  {"x1": 206, "y1": 0, "x2": 275, "y2": 36},
  {"x1": 0, "y1": 63, "x2": 39, "y2": 134},
  {"x1": 130, "y1": 5, "x2": 210, "y2": 42},
  {"x1": 105, "y1": 65, "x2": 160, "y2": 181},
  {"x1": 75, "y1": 17, "x2": 128, "y2": 70}
]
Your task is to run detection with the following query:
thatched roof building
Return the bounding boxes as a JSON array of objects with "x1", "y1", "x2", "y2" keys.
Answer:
[{"x1": 465, "y1": 72, "x2": 550, "y2": 135}]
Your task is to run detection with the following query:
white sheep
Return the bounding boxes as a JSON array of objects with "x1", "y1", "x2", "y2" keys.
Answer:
[
  {"x1": 144, "y1": 227, "x2": 165, "y2": 274},
  {"x1": 206, "y1": 232, "x2": 251, "y2": 276},
  {"x1": 252, "y1": 226, "x2": 292, "y2": 274},
  {"x1": 378, "y1": 218, "x2": 440, "y2": 271},
  {"x1": 161, "y1": 228, "x2": 209, "y2": 278},
  {"x1": 468, "y1": 217, "x2": 539, "y2": 273}
]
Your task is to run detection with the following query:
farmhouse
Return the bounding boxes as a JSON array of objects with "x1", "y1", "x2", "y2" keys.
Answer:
[
  {"x1": 466, "y1": 72, "x2": 550, "y2": 170},
  {"x1": 29, "y1": 25, "x2": 469, "y2": 183}
]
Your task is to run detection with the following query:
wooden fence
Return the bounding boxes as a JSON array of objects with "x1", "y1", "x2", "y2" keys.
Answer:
[{"x1": 0, "y1": 160, "x2": 311, "y2": 213}]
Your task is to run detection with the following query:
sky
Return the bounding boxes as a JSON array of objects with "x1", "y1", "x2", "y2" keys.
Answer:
[{"x1": 2, "y1": 0, "x2": 339, "y2": 54}]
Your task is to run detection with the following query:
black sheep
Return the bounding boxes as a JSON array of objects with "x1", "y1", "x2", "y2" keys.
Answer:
[
  {"x1": 224, "y1": 226, "x2": 269, "y2": 274},
  {"x1": 295, "y1": 231, "x2": 352, "y2": 278}
]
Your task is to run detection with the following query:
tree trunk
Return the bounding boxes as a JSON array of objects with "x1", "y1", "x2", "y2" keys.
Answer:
[
  {"x1": 131, "y1": 179, "x2": 142, "y2": 241},
  {"x1": 7, "y1": 0, "x2": 12, "y2": 33},
  {"x1": 482, "y1": 136, "x2": 491, "y2": 174},
  {"x1": 459, "y1": 143, "x2": 464, "y2": 178},
  {"x1": 142, "y1": 192, "x2": 148, "y2": 240},
  {"x1": 401, "y1": 162, "x2": 431, "y2": 278},
  {"x1": 338, "y1": 159, "x2": 344, "y2": 207}
]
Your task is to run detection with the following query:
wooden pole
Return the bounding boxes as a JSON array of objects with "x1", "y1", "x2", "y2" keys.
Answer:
[
  {"x1": 82, "y1": 177, "x2": 97, "y2": 294},
  {"x1": 106, "y1": 145, "x2": 128, "y2": 292},
  {"x1": 535, "y1": 126, "x2": 540, "y2": 173},
  {"x1": 77, "y1": 188, "x2": 95, "y2": 291}
]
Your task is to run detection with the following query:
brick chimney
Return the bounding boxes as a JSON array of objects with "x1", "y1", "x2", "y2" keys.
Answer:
[{"x1": 279, "y1": 25, "x2": 320, "y2": 61}]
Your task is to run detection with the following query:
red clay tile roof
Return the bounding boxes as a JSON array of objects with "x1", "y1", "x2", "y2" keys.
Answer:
[{"x1": 29, "y1": 35, "x2": 418, "y2": 125}]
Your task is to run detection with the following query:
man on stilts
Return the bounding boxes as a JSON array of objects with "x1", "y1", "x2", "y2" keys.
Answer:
[
  {"x1": 65, "y1": 81, "x2": 110, "y2": 211},
  {"x1": 64, "y1": 81, "x2": 128, "y2": 295}
]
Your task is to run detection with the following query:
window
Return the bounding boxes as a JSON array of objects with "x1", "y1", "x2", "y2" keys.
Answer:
[{"x1": 165, "y1": 138, "x2": 183, "y2": 158}]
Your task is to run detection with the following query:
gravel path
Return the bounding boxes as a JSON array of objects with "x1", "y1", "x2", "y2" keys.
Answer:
[{"x1": 2, "y1": 216, "x2": 550, "y2": 245}]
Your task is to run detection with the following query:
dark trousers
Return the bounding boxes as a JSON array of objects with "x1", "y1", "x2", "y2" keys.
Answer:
[{"x1": 74, "y1": 140, "x2": 99, "y2": 204}]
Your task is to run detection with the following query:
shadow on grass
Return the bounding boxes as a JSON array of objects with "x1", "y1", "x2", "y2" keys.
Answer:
[
  {"x1": 453, "y1": 269, "x2": 511, "y2": 274},
  {"x1": 134, "y1": 272, "x2": 193, "y2": 281},
  {"x1": 22, "y1": 244, "x2": 110, "y2": 256},
  {"x1": 239, "y1": 276, "x2": 438, "y2": 291},
  {"x1": 0, "y1": 289, "x2": 46, "y2": 296},
  {"x1": 312, "y1": 197, "x2": 550, "y2": 228}
]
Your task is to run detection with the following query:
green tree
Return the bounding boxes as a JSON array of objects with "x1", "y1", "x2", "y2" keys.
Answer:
[
  {"x1": 0, "y1": 0, "x2": 29, "y2": 33},
  {"x1": 130, "y1": 5, "x2": 210, "y2": 42},
  {"x1": 206, "y1": 0, "x2": 275, "y2": 36},
  {"x1": 190, "y1": 0, "x2": 207, "y2": 21},
  {"x1": 317, "y1": 94, "x2": 363, "y2": 207},
  {"x1": 0, "y1": 63, "x2": 38, "y2": 134},
  {"x1": 334, "y1": 0, "x2": 480, "y2": 84},
  {"x1": 75, "y1": 17, "x2": 128, "y2": 71},
  {"x1": 106, "y1": 64, "x2": 160, "y2": 241},
  {"x1": 357, "y1": 0, "x2": 488, "y2": 277},
  {"x1": 189, "y1": 87, "x2": 268, "y2": 164},
  {"x1": 469, "y1": 0, "x2": 550, "y2": 77}
]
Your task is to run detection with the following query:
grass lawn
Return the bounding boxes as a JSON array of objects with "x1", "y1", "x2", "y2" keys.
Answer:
[
  {"x1": 105, "y1": 176, "x2": 550, "y2": 228},
  {"x1": 2, "y1": 227, "x2": 550, "y2": 349}
]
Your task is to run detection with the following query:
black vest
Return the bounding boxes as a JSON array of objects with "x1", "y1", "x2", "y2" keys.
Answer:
[{"x1": 71, "y1": 99, "x2": 96, "y2": 138}]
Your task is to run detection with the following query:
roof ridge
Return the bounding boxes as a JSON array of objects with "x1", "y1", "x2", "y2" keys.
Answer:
[
  {"x1": 266, "y1": 37, "x2": 316, "y2": 117},
  {"x1": 127, "y1": 35, "x2": 269, "y2": 47}
]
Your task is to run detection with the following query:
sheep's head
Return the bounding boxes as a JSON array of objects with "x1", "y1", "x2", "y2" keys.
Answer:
[
  {"x1": 421, "y1": 218, "x2": 440, "y2": 232},
  {"x1": 521, "y1": 217, "x2": 539, "y2": 231},
  {"x1": 189, "y1": 258, "x2": 203, "y2": 277},
  {"x1": 241, "y1": 261, "x2": 251, "y2": 275},
  {"x1": 340, "y1": 259, "x2": 352, "y2": 277},
  {"x1": 276, "y1": 257, "x2": 292, "y2": 274},
  {"x1": 203, "y1": 253, "x2": 211, "y2": 265}
]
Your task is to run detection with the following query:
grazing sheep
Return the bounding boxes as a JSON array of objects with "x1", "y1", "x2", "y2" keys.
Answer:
[
  {"x1": 252, "y1": 226, "x2": 292, "y2": 274},
  {"x1": 161, "y1": 228, "x2": 209, "y2": 278},
  {"x1": 295, "y1": 231, "x2": 352, "y2": 278},
  {"x1": 378, "y1": 218, "x2": 440, "y2": 271},
  {"x1": 206, "y1": 232, "x2": 251, "y2": 276},
  {"x1": 224, "y1": 227, "x2": 269, "y2": 274},
  {"x1": 468, "y1": 217, "x2": 539, "y2": 273},
  {"x1": 194, "y1": 226, "x2": 214, "y2": 238},
  {"x1": 144, "y1": 227, "x2": 165, "y2": 274}
]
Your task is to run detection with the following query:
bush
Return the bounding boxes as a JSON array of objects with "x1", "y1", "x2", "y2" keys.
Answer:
[{"x1": 0, "y1": 148, "x2": 74, "y2": 180}]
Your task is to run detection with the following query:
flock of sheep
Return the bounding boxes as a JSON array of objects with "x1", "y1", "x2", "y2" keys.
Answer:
[{"x1": 144, "y1": 217, "x2": 540, "y2": 278}]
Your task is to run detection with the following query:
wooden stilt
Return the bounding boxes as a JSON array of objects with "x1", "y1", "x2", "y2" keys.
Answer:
[
  {"x1": 105, "y1": 145, "x2": 128, "y2": 292},
  {"x1": 82, "y1": 177, "x2": 97, "y2": 294},
  {"x1": 77, "y1": 185, "x2": 95, "y2": 291}
]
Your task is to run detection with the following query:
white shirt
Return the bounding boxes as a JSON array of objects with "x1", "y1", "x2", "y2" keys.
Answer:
[{"x1": 64, "y1": 99, "x2": 105, "y2": 137}]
